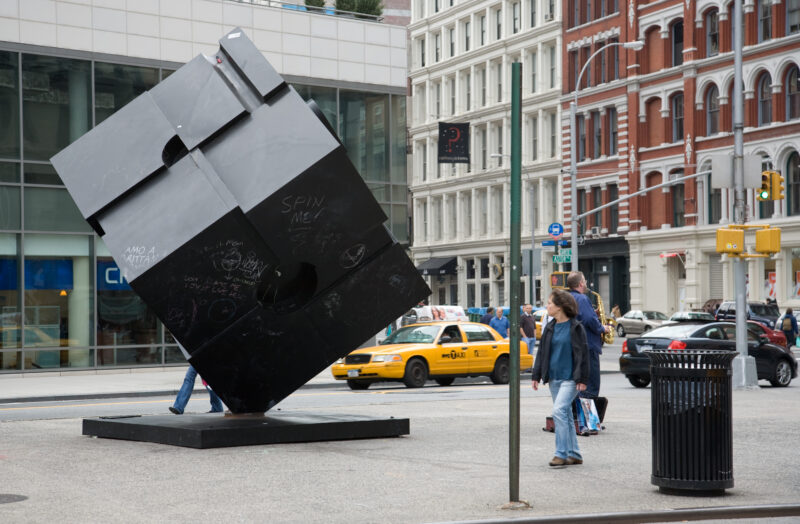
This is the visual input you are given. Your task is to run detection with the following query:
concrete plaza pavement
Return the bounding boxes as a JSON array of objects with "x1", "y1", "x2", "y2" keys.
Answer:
[{"x1": 1, "y1": 356, "x2": 800, "y2": 522}]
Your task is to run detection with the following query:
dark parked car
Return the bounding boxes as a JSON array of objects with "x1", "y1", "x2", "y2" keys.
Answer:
[
  {"x1": 715, "y1": 301, "x2": 780, "y2": 329},
  {"x1": 619, "y1": 322, "x2": 797, "y2": 388}
]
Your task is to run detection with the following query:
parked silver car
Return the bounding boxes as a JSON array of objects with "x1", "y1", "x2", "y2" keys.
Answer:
[{"x1": 616, "y1": 310, "x2": 668, "y2": 337}]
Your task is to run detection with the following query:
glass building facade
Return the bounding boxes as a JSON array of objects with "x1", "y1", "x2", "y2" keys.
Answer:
[{"x1": 0, "y1": 48, "x2": 407, "y2": 372}]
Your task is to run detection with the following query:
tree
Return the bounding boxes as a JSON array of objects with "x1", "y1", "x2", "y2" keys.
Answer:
[
  {"x1": 305, "y1": 0, "x2": 325, "y2": 9},
  {"x1": 335, "y1": 0, "x2": 383, "y2": 17}
]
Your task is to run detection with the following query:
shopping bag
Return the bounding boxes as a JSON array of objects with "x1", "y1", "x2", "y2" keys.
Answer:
[{"x1": 579, "y1": 398, "x2": 601, "y2": 431}]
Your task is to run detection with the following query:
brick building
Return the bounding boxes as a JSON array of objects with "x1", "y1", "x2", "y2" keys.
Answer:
[{"x1": 562, "y1": 0, "x2": 800, "y2": 315}]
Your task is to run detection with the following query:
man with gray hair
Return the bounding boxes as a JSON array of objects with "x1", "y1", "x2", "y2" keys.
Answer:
[{"x1": 567, "y1": 271, "x2": 608, "y2": 398}]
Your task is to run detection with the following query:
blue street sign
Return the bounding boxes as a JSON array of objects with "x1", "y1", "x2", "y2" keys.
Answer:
[
  {"x1": 548, "y1": 222, "x2": 564, "y2": 238},
  {"x1": 542, "y1": 240, "x2": 555, "y2": 246}
]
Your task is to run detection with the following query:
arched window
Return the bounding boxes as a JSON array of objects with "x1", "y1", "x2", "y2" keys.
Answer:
[
  {"x1": 672, "y1": 21, "x2": 684, "y2": 66},
  {"x1": 758, "y1": 0, "x2": 772, "y2": 42},
  {"x1": 788, "y1": 151, "x2": 800, "y2": 216},
  {"x1": 789, "y1": 0, "x2": 800, "y2": 35},
  {"x1": 671, "y1": 169, "x2": 685, "y2": 227},
  {"x1": 706, "y1": 10, "x2": 719, "y2": 57},
  {"x1": 706, "y1": 85, "x2": 720, "y2": 135},
  {"x1": 672, "y1": 93, "x2": 684, "y2": 142},
  {"x1": 787, "y1": 66, "x2": 800, "y2": 120},
  {"x1": 758, "y1": 74, "x2": 772, "y2": 126}
]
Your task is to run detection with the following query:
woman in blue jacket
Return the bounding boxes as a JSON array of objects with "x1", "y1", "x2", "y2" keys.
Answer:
[{"x1": 532, "y1": 288, "x2": 590, "y2": 467}]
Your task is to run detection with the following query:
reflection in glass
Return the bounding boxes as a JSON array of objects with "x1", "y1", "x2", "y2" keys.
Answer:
[
  {"x1": 24, "y1": 187, "x2": 91, "y2": 232},
  {"x1": 0, "y1": 51, "x2": 20, "y2": 159},
  {"x1": 391, "y1": 96, "x2": 407, "y2": 184},
  {"x1": 22, "y1": 54, "x2": 91, "y2": 161},
  {"x1": 0, "y1": 162, "x2": 19, "y2": 183},
  {"x1": 340, "y1": 90, "x2": 390, "y2": 185},
  {"x1": 292, "y1": 83, "x2": 337, "y2": 131},
  {"x1": 24, "y1": 162, "x2": 61, "y2": 185},
  {"x1": 95, "y1": 62, "x2": 159, "y2": 124},
  {"x1": 96, "y1": 238, "x2": 159, "y2": 365},
  {"x1": 0, "y1": 234, "x2": 21, "y2": 369},
  {"x1": 0, "y1": 186, "x2": 20, "y2": 230},
  {"x1": 22, "y1": 234, "x2": 91, "y2": 368}
]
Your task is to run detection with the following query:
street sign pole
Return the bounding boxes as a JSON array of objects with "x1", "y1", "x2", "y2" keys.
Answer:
[{"x1": 507, "y1": 61, "x2": 525, "y2": 507}]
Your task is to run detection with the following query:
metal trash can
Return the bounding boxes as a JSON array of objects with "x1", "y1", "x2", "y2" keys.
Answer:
[{"x1": 646, "y1": 349, "x2": 736, "y2": 494}]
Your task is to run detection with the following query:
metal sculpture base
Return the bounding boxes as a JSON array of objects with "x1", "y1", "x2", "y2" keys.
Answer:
[{"x1": 82, "y1": 412, "x2": 410, "y2": 449}]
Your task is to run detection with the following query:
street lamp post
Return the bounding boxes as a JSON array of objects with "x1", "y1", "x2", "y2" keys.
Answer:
[{"x1": 569, "y1": 40, "x2": 644, "y2": 271}]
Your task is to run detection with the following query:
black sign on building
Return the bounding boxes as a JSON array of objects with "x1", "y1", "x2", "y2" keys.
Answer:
[{"x1": 438, "y1": 122, "x2": 470, "y2": 163}]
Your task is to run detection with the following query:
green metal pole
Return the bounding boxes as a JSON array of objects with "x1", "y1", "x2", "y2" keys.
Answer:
[{"x1": 509, "y1": 61, "x2": 522, "y2": 504}]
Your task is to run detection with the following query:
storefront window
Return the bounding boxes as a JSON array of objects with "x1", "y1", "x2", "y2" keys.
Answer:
[
  {"x1": 22, "y1": 234, "x2": 91, "y2": 369},
  {"x1": 292, "y1": 83, "x2": 337, "y2": 131},
  {"x1": 96, "y1": 239, "x2": 159, "y2": 366},
  {"x1": 0, "y1": 185, "x2": 20, "y2": 230},
  {"x1": 94, "y1": 62, "x2": 159, "y2": 125},
  {"x1": 764, "y1": 259, "x2": 776, "y2": 302},
  {"x1": 22, "y1": 54, "x2": 91, "y2": 162},
  {"x1": 791, "y1": 249, "x2": 800, "y2": 299},
  {"x1": 0, "y1": 234, "x2": 21, "y2": 369},
  {"x1": 0, "y1": 51, "x2": 20, "y2": 159}
]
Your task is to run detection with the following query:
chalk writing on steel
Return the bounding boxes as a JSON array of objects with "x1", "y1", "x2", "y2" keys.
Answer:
[
  {"x1": 123, "y1": 245, "x2": 159, "y2": 270},
  {"x1": 339, "y1": 243, "x2": 366, "y2": 269},
  {"x1": 281, "y1": 194, "x2": 326, "y2": 254}
]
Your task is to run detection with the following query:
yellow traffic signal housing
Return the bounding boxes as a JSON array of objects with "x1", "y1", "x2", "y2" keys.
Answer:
[
  {"x1": 716, "y1": 228, "x2": 744, "y2": 254},
  {"x1": 755, "y1": 228, "x2": 781, "y2": 254},
  {"x1": 771, "y1": 171, "x2": 785, "y2": 200},
  {"x1": 757, "y1": 172, "x2": 771, "y2": 201}
]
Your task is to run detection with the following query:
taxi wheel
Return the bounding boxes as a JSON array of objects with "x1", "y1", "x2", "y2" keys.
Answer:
[
  {"x1": 435, "y1": 377, "x2": 455, "y2": 386},
  {"x1": 490, "y1": 355, "x2": 510, "y2": 384},
  {"x1": 347, "y1": 380, "x2": 370, "y2": 390},
  {"x1": 403, "y1": 358, "x2": 428, "y2": 388}
]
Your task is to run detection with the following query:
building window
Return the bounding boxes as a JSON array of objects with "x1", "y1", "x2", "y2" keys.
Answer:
[
  {"x1": 513, "y1": 2, "x2": 520, "y2": 33},
  {"x1": 496, "y1": 124, "x2": 504, "y2": 165},
  {"x1": 583, "y1": 0, "x2": 591, "y2": 24},
  {"x1": 435, "y1": 34, "x2": 441, "y2": 62},
  {"x1": 608, "y1": 184, "x2": 618, "y2": 233},
  {"x1": 609, "y1": 37, "x2": 619, "y2": 80},
  {"x1": 577, "y1": 115, "x2": 586, "y2": 161},
  {"x1": 435, "y1": 82, "x2": 441, "y2": 118},
  {"x1": 481, "y1": 128, "x2": 487, "y2": 169},
  {"x1": 709, "y1": 185, "x2": 722, "y2": 224},
  {"x1": 463, "y1": 194, "x2": 472, "y2": 236},
  {"x1": 607, "y1": 107, "x2": 617, "y2": 155},
  {"x1": 591, "y1": 110, "x2": 601, "y2": 159},
  {"x1": 481, "y1": 15, "x2": 486, "y2": 45},
  {"x1": 496, "y1": 8, "x2": 502, "y2": 40},
  {"x1": 531, "y1": 0, "x2": 537, "y2": 27},
  {"x1": 789, "y1": 0, "x2": 800, "y2": 34},
  {"x1": 706, "y1": 85, "x2": 720, "y2": 135},
  {"x1": 706, "y1": 10, "x2": 719, "y2": 57},
  {"x1": 449, "y1": 28, "x2": 455, "y2": 57},
  {"x1": 531, "y1": 116, "x2": 538, "y2": 161},
  {"x1": 758, "y1": 0, "x2": 772, "y2": 42},
  {"x1": 788, "y1": 151, "x2": 800, "y2": 216},
  {"x1": 449, "y1": 78, "x2": 456, "y2": 115},
  {"x1": 530, "y1": 51, "x2": 537, "y2": 93},
  {"x1": 481, "y1": 68, "x2": 487, "y2": 106},
  {"x1": 592, "y1": 186, "x2": 602, "y2": 227},
  {"x1": 569, "y1": 50, "x2": 579, "y2": 91},
  {"x1": 758, "y1": 74, "x2": 772, "y2": 126},
  {"x1": 788, "y1": 66, "x2": 800, "y2": 120},
  {"x1": 420, "y1": 38, "x2": 426, "y2": 67},
  {"x1": 465, "y1": 21, "x2": 471, "y2": 51},
  {"x1": 496, "y1": 62, "x2": 503, "y2": 103},
  {"x1": 577, "y1": 189, "x2": 586, "y2": 234},
  {"x1": 672, "y1": 179, "x2": 685, "y2": 227},
  {"x1": 672, "y1": 21, "x2": 683, "y2": 67},
  {"x1": 466, "y1": 72, "x2": 472, "y2": 110},
  {"x1": 434, "y1": 0, "x2": 439, "y2": 12},
  {"x1": 421, "y1": 142, "x2": 428, "y2": 181},
  {"x1": 672, "y1": 94, "x2": 684, "y2": 142},
  {"x1": 598, "y1": 42, "x2": 607, "y2": 84},
  {"x1": 549, "y1": 45, "x2": 556, "y2": 88},
  {"x1": 549, "y1": 112, "x2": 557, "y2": 157}
]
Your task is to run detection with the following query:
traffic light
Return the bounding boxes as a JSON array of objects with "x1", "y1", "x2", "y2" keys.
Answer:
[
  {"x1": 771, "y1": 171, "x2": 785, "y2": 200},
  {"x1": 757, "y1": 171, "x2": 771, "y2": 201}
]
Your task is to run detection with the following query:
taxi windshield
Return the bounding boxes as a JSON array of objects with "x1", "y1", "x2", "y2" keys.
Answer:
[{"x1": 382, "y1": 325, "x2": 441, "y2": 344}]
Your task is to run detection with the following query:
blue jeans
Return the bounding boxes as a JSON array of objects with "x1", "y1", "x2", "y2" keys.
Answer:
[
  {"x1": 172, "y1": 365, "x2": 224, "y2": 414},
  {"x1": 549, "y1": 379, "x2": 581, "y2": 460},
  {"x1": 521, "y1": 337, "x2": 535, "y2": 354}
]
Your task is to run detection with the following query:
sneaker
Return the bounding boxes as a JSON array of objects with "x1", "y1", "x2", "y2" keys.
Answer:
[
  {"x1": 566, "y1": 457, "x2": 583, "y2": 465},
  {"x1": 548, "y1": 456, "x2": 567, "y2": 467},
  {"x1": 169, "y1": 407, "x2": 181, "y2": 415}
]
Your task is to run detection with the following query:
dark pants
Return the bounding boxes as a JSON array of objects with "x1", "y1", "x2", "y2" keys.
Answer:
[
  {"x1": 783, "y1": 331, "x2": 795, "y2": 348},
  {"x1": 579, "y1": 349, "x2": 601, "y2": 398}
]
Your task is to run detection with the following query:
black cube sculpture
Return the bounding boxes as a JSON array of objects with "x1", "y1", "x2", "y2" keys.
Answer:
[{"x1": 52, "y1": 28, "x2": 430, "y2": 415}]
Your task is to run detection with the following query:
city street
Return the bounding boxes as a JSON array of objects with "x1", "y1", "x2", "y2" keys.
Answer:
[{"x1": 1, "y1": 356, "x2": 799, "y2": 523}]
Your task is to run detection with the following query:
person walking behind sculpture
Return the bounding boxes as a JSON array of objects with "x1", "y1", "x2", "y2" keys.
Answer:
[
  {"x1": 520, "y1": 303, "x2": 536, "y2": 354},
  {"x1": 489, "y1": 307, "x2": 510, "y2": 338},
  {"x1": 567, "y1": 271, "x2": 608, "y2": 399},
  {"x1": 532, "y1": 289, "x2": 589, "y2": 467},
  {"x1": 169, "y1": 364, "x2": 224, "y2": 414},
  {"x1": 480, "y1": 307, "x2": 495, "y2": 325},
  {"x1": 780, "y1": 308, "x2": 798, "y2": 349}
]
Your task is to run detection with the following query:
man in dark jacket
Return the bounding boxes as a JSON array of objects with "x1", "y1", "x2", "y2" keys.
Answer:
[
  {"x1": 567, "y1": 271, "x2": 608, "y2": 398},
  {"x1": 479, "y1": 307, "x2": 495, "y2": 325}
]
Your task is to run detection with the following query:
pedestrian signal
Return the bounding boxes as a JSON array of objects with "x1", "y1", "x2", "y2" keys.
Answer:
[
  {"x1": 771, "y1": 171, "x2": 785, "y2": 200},
  {"x1": 715, "y1": 228, "x2": 744, "y2": 254},
  {"x1": 755, "y1": 228, "x2": 781, "y2": 254},
  {"x1": 757, "y1": 172, "x2": 771, "y2": 201}
]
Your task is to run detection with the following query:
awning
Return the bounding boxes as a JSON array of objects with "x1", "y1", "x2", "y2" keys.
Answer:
[{"x1": 416, "y1": 257, "x2": 457, "y2": 276}]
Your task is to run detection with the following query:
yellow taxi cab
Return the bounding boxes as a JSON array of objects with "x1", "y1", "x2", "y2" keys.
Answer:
[{"x1": 331, "y1": 321, "x2": 532, "y2": 390}]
